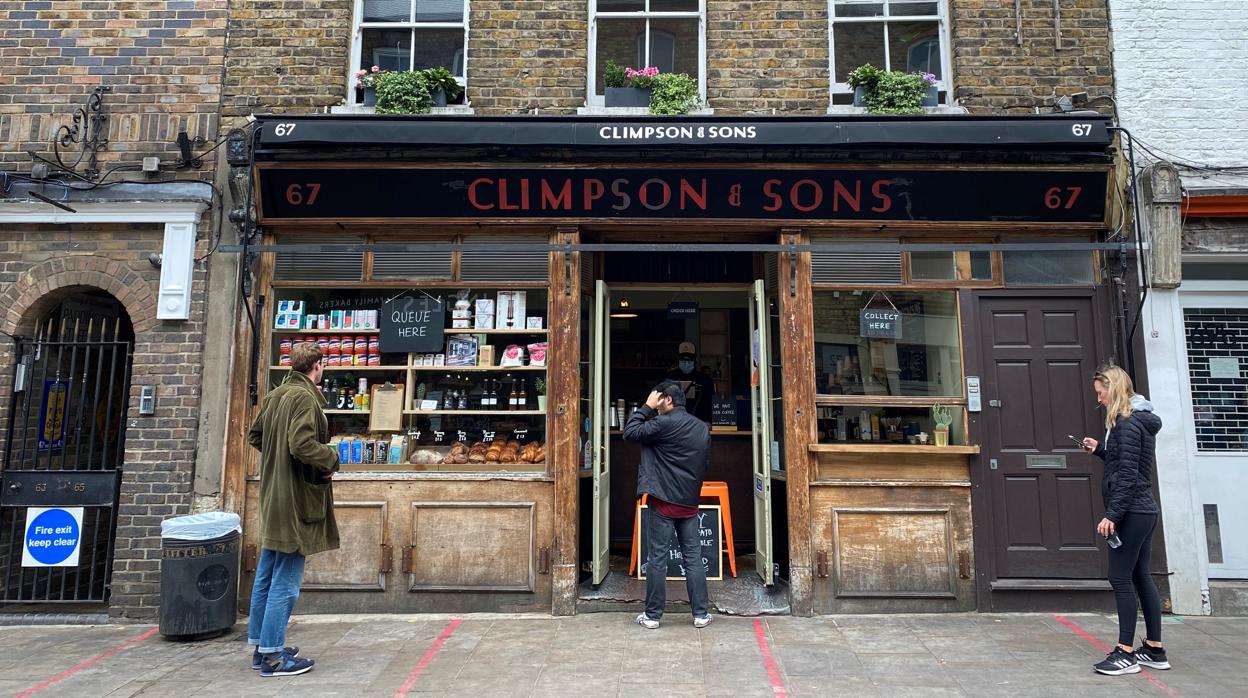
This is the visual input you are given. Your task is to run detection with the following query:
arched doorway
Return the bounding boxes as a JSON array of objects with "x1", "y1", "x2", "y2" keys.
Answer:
[{"x1": 0, "y1": 290, "x2": 135, "y2": 606}]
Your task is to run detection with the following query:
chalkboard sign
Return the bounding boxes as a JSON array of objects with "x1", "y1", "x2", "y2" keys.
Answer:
[
  {"x1": 711, "y1": 399, "x2": 738, "y2": 427},
  {"x1": 380, "y1": 295, "x2": 445, "y2": 353},
  {"x1": 859, "y1": 308, "x2": 902, "y2": 339},
  {"x1": 637, "y1": 504, "x2": 723, "y2": 581}
]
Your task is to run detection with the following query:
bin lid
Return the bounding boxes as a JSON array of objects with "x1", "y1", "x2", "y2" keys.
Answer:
[{"x1": 161, "y1": 512, "x2": 242, "y2": 541}]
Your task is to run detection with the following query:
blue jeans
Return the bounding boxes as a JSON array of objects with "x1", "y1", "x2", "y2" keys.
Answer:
[
  {"x1": 247, "y1": 548, "x2": 306, "y2": 655},
  {"x1": 643, "y1": 507, "x2": 709, "y2": 620}
]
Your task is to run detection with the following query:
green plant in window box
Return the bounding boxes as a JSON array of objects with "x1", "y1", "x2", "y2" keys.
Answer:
[
  {"x1": 847, "y1": 64, "x2": 937, "y2": 115},
  {"x1": 649, "y1": 72, "x2": 700, "y2": 115},
  {"x1": 374, "y1": 70, "x2": 433, "y2": 115},
  {"x1": 931, "y1": 402, "x2": 953, "y2": 447},
  {"x1": 421, "y1": 67, "x2": 463, "y2": 107}
]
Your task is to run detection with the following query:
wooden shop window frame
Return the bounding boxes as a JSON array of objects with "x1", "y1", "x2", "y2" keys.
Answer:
[{"x1": 899, "y1": 236, "x2": 1002, "y2": 288}]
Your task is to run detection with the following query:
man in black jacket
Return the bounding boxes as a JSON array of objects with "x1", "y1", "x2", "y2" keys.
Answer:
[{"x1": 623, "y1": 380, "x2": 713, "y2": 629}]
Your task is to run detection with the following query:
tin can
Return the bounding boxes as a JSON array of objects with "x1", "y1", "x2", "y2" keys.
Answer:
[
  {"x1": 355, "y1": 337, "x2": 368, "y2": 355},
  {"x1": 368, "y1": 337, "x2": 379, "y2": 355},
  {"x1": 317, "y1": 336, "x2": 329, "y2": 353},
  {"x1": 368, "y1": 352, "x2": 381, "y2": 366},
  {"x1": 279, "y1": 353, "x2": 291, "y2": 366},
  {"x1": 327, "y1": 336, "x2": 340, "y2": 353},
  {"x1": 279, "y1": 337, "x2": 292, "y2": 355},
  {"x1": 326, "y1": 352, "x2": 340, "y2": 366}
]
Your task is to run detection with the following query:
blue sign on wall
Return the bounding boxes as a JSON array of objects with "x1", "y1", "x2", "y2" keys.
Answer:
[
  {"x1": 38, "y1": 380, "x2": 70, "y2": 451},
  {"x1": 22, "y1": 507, "x2": 84, "y2": 567}
]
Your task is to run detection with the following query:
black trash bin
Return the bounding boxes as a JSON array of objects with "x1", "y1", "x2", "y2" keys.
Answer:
[{"x1": 159, "y1": 512, "x2": 241, "y2": 639}]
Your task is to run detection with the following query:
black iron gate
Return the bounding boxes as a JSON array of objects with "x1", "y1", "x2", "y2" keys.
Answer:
[{"x1": 0, "y1": 316, "x2": 132, "y2": 604}]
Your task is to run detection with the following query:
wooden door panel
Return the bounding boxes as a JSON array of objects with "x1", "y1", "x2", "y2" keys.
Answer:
[{"x1": 980, "y1": 295, "x2": 1105, "y2": 581}]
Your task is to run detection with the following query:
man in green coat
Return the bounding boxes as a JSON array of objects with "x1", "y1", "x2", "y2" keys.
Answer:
[{"x1": 246, "y1": 341, "x2": 340, "y2": 677}]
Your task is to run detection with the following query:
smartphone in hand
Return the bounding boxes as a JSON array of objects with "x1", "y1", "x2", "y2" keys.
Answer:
[{"x1": 1067, "y1": 434, "x2": 1087, "y2": 449}]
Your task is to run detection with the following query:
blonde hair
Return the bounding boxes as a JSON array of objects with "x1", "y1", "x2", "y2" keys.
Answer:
[{"x1": 1094, "y1": 365, "x2": 1135, "y2": 429}]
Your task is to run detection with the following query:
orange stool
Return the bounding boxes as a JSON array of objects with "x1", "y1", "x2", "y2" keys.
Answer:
[{"x1": 629, "y1": 481, "x2": 737, "y2": 578}]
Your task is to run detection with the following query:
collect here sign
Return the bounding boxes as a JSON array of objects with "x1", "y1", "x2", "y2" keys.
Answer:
[{"x1": 22, "y1": 507, "x2": 84, "y2": 567}]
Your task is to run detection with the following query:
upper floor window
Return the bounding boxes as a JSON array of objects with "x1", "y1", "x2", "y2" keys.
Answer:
[
  {"x1": 352, "y1": 0, "x2": 468, "y2": 103},
  {"x1": 828, "y1": 0, "x2": 950, "y2": 104},
  {"x1": 589, "y1": 0, "x2": 705, "y2": 105}
]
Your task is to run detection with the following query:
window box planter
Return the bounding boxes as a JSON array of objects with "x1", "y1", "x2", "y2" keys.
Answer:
[{"x1": 605, "y1": 87, "x2": 652, "y2": 108}]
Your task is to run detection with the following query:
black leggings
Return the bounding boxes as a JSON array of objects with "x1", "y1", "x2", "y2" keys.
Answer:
[{"x1": 1108, "y1": 512, "x2": 1162, "y2": 647}]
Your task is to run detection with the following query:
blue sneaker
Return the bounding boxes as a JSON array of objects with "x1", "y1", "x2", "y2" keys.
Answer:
[
  {"x1": 252, "y1": 646, "x2": 299, "y2": 670},
  {"x1": 259, "y1": 651, "x2": 315, "y2": 677}
]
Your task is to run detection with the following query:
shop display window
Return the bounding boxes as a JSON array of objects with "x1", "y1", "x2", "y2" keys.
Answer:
[
  {"x1": 266, "y1": 286, "x2": 549, "y2": 473},
  {"x1": 812, "y1": 289, "x2": 966, "y2": 445}
]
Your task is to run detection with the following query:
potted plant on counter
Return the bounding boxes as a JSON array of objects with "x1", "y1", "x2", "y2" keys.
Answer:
[
  {"x1": 374, "y1": 70, "x2": 433, "y2": 115},
  {"x1": 604, "y1": 61, "x2": 656, "y2": 107},
  {"x1": 422, "y1": 66, "x2": 463, "y2": 107},
  {"x1": 534, "y1": 377, "x2": 547, "y2": 413},
  {"x1": 931, "y1": 403, "x2": 953, "y2": 447}
]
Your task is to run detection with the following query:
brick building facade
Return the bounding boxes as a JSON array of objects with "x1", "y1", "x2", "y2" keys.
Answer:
[{"x1": 0, "y1": 1, "x2": 225, "y2": 619}]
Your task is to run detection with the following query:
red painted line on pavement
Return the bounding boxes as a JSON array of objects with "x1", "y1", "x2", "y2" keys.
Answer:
[
  {"x1": 15, "y1": 626, "x2": 159, "y2": 698},
  {"x1": 393, "y1": 618, "x2": 462, "y2": 698},
  {"x1": 752, "y1": 618, "x2": 789, "y2": 698},
  {"x1": 1053, "y1": 614, "x2": 1182, "y2": 698}
]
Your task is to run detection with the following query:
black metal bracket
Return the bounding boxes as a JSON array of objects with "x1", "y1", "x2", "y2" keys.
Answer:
[{"x1": 50, "y1": 85, "x2": 111, "y2": 181}]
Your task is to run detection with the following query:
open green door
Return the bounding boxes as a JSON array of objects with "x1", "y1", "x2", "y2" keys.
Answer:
[
  {"x1": 749, "y1": 279, "x2": 775, "y2": 585},
  {"x1": 591, "y1": 280, "x2": 612, "y2": 585}
]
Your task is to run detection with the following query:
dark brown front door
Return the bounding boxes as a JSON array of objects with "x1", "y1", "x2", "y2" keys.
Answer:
[{"x1": 978, "y1": 295, "x2": 1107, "y2": 580}]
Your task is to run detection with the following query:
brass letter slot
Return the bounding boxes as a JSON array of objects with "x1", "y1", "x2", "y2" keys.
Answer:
[
  {"x1": 379, "y1": 544, "x2": 393, "y2": 574},
  {"x1": 816, "y1": 550, "x2": 829, "y2": 578},
  {"x1": 1026, "y1": 455, "x2": 1067, "y2": 469}
]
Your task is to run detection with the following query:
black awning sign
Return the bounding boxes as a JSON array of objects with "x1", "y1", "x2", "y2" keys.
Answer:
[
  {"x1": 860, "y1": 309, "x2": 902, "y2": 339},
  {"x1": 257, "y1": 167, "x2": 1108, "y2": 224}
]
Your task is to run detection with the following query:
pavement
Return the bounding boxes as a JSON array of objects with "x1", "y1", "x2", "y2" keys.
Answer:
[{"x1": 0, "y1": 611, "x2": 1245, "y2": 697}]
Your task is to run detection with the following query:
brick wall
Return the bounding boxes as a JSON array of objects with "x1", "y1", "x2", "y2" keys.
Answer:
[
  {"x1": 0, "y1": 0, "x2": 227, "y2": 170},
  {"x1": 1110, "y1": 0, "x2": 1248, "y2": 169},
  {"x1": 706, "y1": 1, "x2": 828, "y2": 114},
  {"x1": 0, "y1": 231, "x2": 209, "y2": 619},
  {"x1": 1183, "y1": 308, "x2": 1248, "y2": 452},
  {"x1": 951, "y1": 0, "x2": 1114, "y2": 113}
]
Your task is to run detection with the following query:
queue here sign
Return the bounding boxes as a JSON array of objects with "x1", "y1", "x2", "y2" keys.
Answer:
[{"x1": 22, "y1": 507, "x2": 84, "y2": 568}]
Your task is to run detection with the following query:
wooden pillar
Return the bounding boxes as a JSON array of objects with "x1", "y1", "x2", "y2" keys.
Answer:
[
  {"x1": 548, "y1": 227, "x2": 581, "y2": 616},
  {"x1": 222, "y1": 242, "x2": 273, "y2": 514},
  {"x1": 777, "y1": 229, "x2": 816, "y2": 616}
]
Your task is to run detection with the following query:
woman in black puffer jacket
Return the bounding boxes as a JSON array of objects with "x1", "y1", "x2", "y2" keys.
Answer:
[{"x1": 1080, "y1": 365, "x2": 1169, "y2": 676}]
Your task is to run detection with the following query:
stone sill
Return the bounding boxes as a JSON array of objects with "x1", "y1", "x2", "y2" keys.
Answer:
[
  {"x1": 329, "y1": 104, "x2": 475, "y2": 115},
  {"x1": 576, "y1": 106, "x2": 715, "y2": 116},
  {"x1": 826, "y1": 105, "x2": 970, "y2": 115}
]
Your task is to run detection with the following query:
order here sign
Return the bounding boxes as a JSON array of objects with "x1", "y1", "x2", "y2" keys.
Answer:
[{"x1": 22, "y1": 507, "x2": 84, "y2": 568}]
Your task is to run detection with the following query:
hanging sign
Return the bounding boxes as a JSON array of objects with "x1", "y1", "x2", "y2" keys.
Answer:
[
  {"x1": 380, "y1": 295, "x2": 445, "y2": 353},
  {"x1": 860, "y1": 309, "x2": 902, "y2": 339},
  {"x1": 22, "y1": 507, "x2": 84, "y2": 568},
  {"x1": 667, "y1": 301, "x2": 699, "y2": 319},
  {"x1": 38, "y1": 379, "x2": 70, "y2": 451}
]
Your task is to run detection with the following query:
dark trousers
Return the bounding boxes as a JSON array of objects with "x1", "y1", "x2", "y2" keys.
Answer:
[
  {"x1": 643, "y1": 507, "x2": 709, "y2": 619},
  {"x1": 1108, "y1": 512, "x2": 1162, "y2": 647}
]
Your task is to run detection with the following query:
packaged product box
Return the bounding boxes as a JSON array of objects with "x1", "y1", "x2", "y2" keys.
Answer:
[
  {"x1": 495, "y1": 291, "x2": 527, "y2": 330},
  {"x1": 349, "y1": 439, "x2": 364, "y2": 464},
  {"x1": 388, "y1": 435, "x2": 407, "y2": 464},
  {"x1": 474, "y1": 314, "x2": 495, "y2": 329},
  {"x1": 477, "y1": 345, "x2": 496, "y2": 366},
  {"x1": 445, "y1": 335, "x2": 478, "y2": 367},
  {"x1": 526, "y1": 317, "x2": 543, "y2": 329}
]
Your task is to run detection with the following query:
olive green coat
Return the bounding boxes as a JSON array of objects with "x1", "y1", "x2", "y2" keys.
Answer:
[{"x1": 248, "y1": 371, "x2": 340, "y2": 556}]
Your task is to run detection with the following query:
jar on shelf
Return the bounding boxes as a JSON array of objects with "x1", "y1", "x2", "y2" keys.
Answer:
[{"x1": 279, "y1": 337, "x2": 292, "y2": 355}]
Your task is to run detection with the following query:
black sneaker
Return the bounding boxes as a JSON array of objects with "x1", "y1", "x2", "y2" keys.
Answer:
[
  {"x1": 1134, "y1": 644, "x2": 1170, "y2": 670},
  {"x1": 1094, "y1": 647, "x2": 1140, "y2": 676},
  {"x1": 259, "y1": 651, "x2": 315, "y2": 677},
  {"x1": 252, "y1": 646, "x2": 300, "y2": 670}
]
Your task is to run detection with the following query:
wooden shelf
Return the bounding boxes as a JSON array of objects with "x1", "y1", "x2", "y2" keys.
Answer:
[
  {"x1": 273, "y1": 328, "x2": 380, "y2": 335},
  {"x1": 410, "y1": 365, "x2": 546, "y2": 372},
  {"x1": 404, "y1": 409, "x2": 546, "y2": 415},
  {"x1": 815, "y1": 395, "x2": 968, "y2": 407},
  {"x1": 325, "y1": 409, "x2": 369, "y2": 415},
  {"x1": 809, "y1": 443, "x2": 980, "y2": 455},
  {"x1": 446, "y1": 329, "x2": 548, "y2": 335},
  {"x1": 271, "y1": 365, "x2": 406, "y2": 371}
]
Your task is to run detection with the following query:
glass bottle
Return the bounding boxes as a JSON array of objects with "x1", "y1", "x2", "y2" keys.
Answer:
[
  {"x1": 443, "y1": 389, "x2": 455, "y2": 410},
  {"x1": 509, "y1": 381, "x2": 519, "y2": 410},
  {"x1": 519, "y1": 381, "x2": 528, "y2": 410},
  {"x1": 457, "y1": 389, "x2": 468, "y2": 411}
]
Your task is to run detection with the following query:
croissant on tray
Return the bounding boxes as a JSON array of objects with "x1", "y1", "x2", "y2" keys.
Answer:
[{"x1": 486, "y1": 443, "x2": 503, "y2": 462}]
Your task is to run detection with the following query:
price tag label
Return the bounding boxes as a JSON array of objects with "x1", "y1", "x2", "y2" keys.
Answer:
[
  {"x1": 457, "y1": 430, "x2": 467, "y2": 442},
  {"x1": 433, "y1": 430, "x2": 445, "y2": 443},
  {"x1": 514, "y1": 428, "x2": 529, "y2": 442},
  {"x1": 482, "y1": 430, "x2": 496, "y2": 443}
]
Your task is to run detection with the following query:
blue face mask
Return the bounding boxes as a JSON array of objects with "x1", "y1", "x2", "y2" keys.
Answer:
[{"x1": 678, "y1": 360, "x2": 695, "y2": 374}]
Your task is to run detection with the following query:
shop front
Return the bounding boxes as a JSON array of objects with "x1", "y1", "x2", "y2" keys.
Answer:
[{"x1": 223, "y1": 114, "x2": 1127, "y2": 615}]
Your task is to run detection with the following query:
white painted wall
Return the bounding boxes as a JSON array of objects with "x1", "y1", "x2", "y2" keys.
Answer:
[{"x1": 1110, "y1": 0, "x2": 1248, "y2": 171}]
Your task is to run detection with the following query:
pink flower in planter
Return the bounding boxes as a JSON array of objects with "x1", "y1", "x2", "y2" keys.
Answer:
[
  {"x1": 371, "y1": 65, "x2": 381, "y2": 73},
  {"x1": 355, "y1": 80, "x2": 364, "y2": 89},
  {"x1": 356, "y1": 69, "x2": 367, "y2": 77}
]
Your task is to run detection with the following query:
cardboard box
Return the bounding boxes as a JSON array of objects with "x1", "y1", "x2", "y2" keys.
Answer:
[
  {"x1": 478, "y1": 345, "x2": 496, "y2": 366},
  {"x1": 446, "y1": 335, "x2": 478, "y2": 366}
]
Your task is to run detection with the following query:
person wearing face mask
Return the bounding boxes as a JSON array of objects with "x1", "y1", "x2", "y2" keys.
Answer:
[{"x1": 664, "y1": 341, "x2": 716, "y2": 424}]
